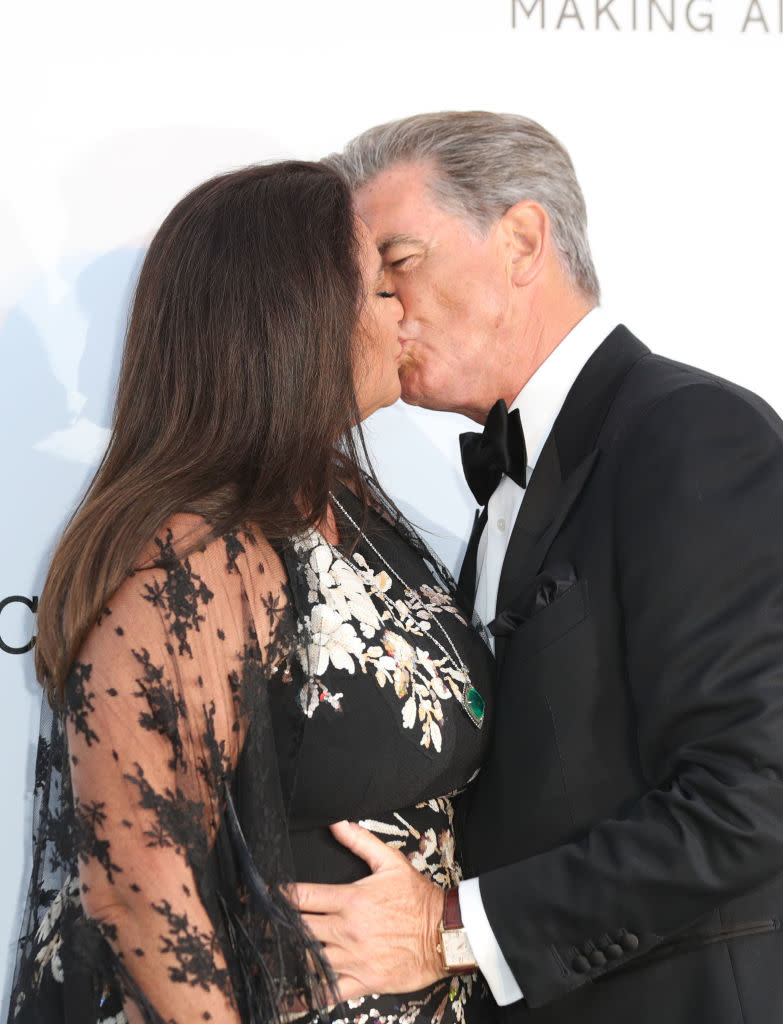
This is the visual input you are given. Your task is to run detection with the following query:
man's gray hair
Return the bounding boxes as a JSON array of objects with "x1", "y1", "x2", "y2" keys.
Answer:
[{"x1": 329, "y1": 111, "x2": 600, "y2": 302}]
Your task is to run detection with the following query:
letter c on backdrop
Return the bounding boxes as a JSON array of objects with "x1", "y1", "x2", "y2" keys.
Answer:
[{"x1": 0, "y1": 595, "x2": 39, "y2": 655}]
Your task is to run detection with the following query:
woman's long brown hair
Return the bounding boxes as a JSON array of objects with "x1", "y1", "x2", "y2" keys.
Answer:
[{"x1": 36, "y1": 161, "x2": 371, "y2": 703}]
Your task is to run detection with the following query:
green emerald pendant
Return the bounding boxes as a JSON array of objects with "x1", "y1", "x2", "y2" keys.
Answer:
[{"x1": 464, "y1": 684, "x2": 485, "y2": 728}]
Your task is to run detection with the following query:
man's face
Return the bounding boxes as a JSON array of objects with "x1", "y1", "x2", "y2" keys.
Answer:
[{"x1": 354, "y1": 162, "x2": 516, "y2": 421}]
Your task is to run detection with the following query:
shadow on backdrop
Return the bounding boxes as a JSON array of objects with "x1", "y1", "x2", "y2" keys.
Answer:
[{"x1": 0, "y1": 247, "x2": 144, "y2": 1016}]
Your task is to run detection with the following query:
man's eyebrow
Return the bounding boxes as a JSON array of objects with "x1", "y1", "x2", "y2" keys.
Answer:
[{"x1": 378, "y1": 234, "x2": 423, "y2": 256}]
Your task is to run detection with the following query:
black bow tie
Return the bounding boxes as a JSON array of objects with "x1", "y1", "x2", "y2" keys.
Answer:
[{"x1": 459, "y1": 399, "x2": 527, "y2": 506}]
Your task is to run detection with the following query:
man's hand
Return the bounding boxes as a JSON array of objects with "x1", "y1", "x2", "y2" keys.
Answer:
[{"x1": 290, "y1": 820, "x2": 447, "y2": 1001}]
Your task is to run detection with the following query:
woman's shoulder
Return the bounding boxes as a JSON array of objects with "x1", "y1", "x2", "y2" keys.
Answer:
[
  {"x1": 133, "y1": 514, "x2": 281, "y2": 576},
  {"x1": 83, "y1": 516, "x2": 290, "y2": 661},
  {"x1": 133, "y1": 512, "x2": 212, "y2": 567},
  {"x1": 101, "y1": 516, "x2": 286, "y2": 625}
]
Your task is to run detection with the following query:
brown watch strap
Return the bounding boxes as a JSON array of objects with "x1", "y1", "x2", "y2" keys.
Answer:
[{"x1": 442, "y1": 887, "x2": 463, "y2": 931}]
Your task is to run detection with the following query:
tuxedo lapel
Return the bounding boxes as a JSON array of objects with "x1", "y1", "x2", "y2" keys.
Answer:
[
  {"x1": 552, "y1": 326, "x2": 648, "y2": 477},
  {"x1": 496, "y1": 444, "x2": 600, "y2": 617},
  {"x1": 495, "y1": 326, "x2": 649, "y2": 632},
  {"x1": 495, "y1": 431, "x2": 562, "y2": 617}
]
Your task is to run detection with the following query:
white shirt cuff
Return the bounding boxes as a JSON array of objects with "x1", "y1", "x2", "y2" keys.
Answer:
[{"x1": 458, "y1": 877, "x2": 524, "y2": 1005}]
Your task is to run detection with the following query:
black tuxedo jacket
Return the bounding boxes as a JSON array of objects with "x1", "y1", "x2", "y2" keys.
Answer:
[{"x1": 460, "y1": 326, "x2": 783, "y2": 1023}]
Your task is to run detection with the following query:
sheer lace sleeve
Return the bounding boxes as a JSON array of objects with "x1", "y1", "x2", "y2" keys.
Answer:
[{"x1": 10, "y1": 517, "x2": 332, "y2": 1024}]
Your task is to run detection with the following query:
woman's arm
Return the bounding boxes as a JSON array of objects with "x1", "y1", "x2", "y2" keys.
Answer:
[{"x1": 65, "y1": 523, "x2": 290, "y2": 1022}]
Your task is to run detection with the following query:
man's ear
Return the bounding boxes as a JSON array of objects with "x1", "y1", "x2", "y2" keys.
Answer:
[{"x1": 500, "y1": 200, "x2": 550, "y2": 287}]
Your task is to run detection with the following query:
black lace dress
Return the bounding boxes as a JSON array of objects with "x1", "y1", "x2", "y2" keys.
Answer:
[{"x1": 8, "y1": 490, "x2": 493, "y2": 1024}]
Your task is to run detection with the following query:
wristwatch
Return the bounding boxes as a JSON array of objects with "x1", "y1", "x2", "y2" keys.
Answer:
[{"x1": 438, "y1": 887, "x2": 478, "y2": 975}]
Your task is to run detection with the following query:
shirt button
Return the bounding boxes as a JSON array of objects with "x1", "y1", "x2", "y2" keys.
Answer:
[{"x1": 497, "y1": 518, "x2": 506, "y2": 532}]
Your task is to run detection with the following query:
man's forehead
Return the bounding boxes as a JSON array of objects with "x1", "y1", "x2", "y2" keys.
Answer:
[
  {"x1": 355, "y1": 162, "x2": 436, "y2": 214},
  {"x1": 357, "y1": 159, "x2": 434, "y2": 194},
  {"x1": 354, "y1": 162, "x2": 446, "y2": 247}
]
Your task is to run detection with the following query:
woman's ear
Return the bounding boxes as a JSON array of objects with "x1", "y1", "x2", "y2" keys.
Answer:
[{"x1": 500, "y1": 200, "x2": 551, "y2": 287}]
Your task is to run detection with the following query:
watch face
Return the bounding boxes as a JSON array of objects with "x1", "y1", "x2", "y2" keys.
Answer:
[{"x1": 442, "y1": 927, "x2": 477, "y2": 969}]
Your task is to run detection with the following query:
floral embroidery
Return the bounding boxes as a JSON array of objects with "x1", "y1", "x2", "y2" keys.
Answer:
[
  {"x1": 292, "y1": 533, "x2": 471, "y2": 752},
  {"x1": 21, "y1": 876, "x2": 129, "y2": 1024},
  {"x1": 359, "y1": 793, "x2": 462, "y2": 888},
  {"x1": 33, "y1": 878, "x2": 79, "y2": 986},
  {"x1": 328, "y1": 974, "x2": 479, "y2": 1024}
]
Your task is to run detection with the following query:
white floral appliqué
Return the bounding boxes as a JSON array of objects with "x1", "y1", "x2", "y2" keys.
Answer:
[{"x1": 292, "y1": 531, "x2": 470, "y2": 752}]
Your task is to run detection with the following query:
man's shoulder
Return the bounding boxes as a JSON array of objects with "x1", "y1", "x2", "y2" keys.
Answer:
[
  {"x1": 620, "y1": 332, "x2": 730, "y2": 397},
  {"x1": 612, "y1": 332, "x2": 777, "y2": 425},
  {"x1": 605, "y1": 338, "x2": 783, "y2": 456}
]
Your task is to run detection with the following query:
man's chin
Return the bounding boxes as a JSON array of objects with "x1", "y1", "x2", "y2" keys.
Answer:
[
  {"x1": 399, "y1": 384, "x2": 428, "y2": 409},
  {"x1": 399, "y1": 362, "x2": 429, "y2": 409},
  {"x1": 399, "y1": 367, "x2": 450, "y2": 412}
]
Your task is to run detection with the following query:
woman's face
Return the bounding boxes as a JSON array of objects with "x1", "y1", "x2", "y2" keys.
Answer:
[{"x1": 354, "y1": 216, "x2": 404, "y2": 421}]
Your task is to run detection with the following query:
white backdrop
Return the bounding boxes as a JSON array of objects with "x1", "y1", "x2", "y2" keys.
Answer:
[{"x1": 2, "y1": 0, "x2": 782, "y2": 1011}]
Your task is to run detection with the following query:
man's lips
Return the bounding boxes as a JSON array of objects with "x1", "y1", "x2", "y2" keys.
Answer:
[{"x1": 396, "y1": 339, "x2": 411, "y2": 364}]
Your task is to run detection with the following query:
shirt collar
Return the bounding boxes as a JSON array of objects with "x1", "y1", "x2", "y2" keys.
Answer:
[{"x1": 510, "y1": 307, "x2": 618, "y2": 472}]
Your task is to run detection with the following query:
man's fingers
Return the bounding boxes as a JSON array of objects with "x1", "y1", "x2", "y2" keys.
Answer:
[
  {"x1": 315, "y1": 944, "x2": 353, "y2": 976},
  {"x1": 301, "y1": 922, "x2": 366, "y2": 982},
  {"x1": 329, "y1": 819, "x2": 399, "y2": 873},
  {"x1": 286, "y1": 821, "x2": 444, "y2": 1000},
  {"x1": 289, "y1": 881, "x2": 348, "y2": 914},
  {"x1": 290, "y1": 822, "x2": 405, "y2": 919},
  {"x1": 300, "y1": 911, "x2": 342, "y2": 947}
]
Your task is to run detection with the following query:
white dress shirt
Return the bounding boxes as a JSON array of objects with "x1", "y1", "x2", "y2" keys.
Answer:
[{"x1": 461, "y1": 307, "x2": 618, "y2": 1005}]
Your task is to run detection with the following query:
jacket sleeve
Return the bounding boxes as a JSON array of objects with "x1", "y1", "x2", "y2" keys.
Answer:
[{"x1": 477, "y1": 381, "x2": 783, "y2": 1006}]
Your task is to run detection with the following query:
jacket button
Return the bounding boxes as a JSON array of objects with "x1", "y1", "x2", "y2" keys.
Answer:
[
  {"x1": 606, "y1": 943, "x2": 624, "y2": 960},
  {"x1": 572, "y1": 955, "x2": 591, "y2": 974},
  {"x1": 620, "y1": 932, "x2": 640, "y2": 952},
  {"x1": 588, "y1": 950, "x2": 607, "y2": 967}
]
